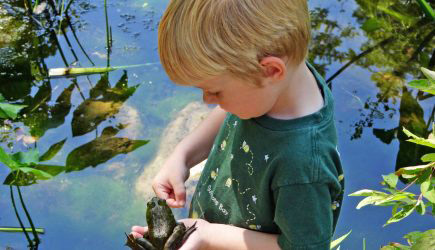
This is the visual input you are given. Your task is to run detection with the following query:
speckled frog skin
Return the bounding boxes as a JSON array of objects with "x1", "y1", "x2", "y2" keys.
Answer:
[{"x1": 126, "y1": 197, "x2": 196, "y2": 250}]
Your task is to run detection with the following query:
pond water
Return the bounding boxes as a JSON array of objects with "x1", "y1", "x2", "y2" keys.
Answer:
[{"x1": 0, "y1": 0, "x2": 434, "y2": 249}]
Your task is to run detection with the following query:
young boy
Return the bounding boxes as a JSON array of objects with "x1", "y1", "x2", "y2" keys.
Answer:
[{"x1": 131, "y1": 0, "x2": 344, "y2": 249}]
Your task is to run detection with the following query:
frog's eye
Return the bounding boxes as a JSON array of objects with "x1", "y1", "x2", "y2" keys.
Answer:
[
  {"x1": 147, "y1": 201, "x2": 155, "y2": 208},
  {"x1": 158, "y1": 199, "x2": 166, "y2": 206}
]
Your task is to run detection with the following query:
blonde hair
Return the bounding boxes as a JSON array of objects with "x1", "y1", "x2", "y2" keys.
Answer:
[{"x1": 158, "y1": 0, "x2": 311, "y2": 85}]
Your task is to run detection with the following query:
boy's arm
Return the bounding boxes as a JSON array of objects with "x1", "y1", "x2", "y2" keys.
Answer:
[
  {"x1": 174, "y1": 105, "x2": 227, "y2": 168},
  {"x1": 178, "y1": 219, "x2": 280, "y2": 250},
  {"x1": 203, "y1": 223, "x2": 280, "y2": 250},
  {"x1": 152, "y1": 106, "x2": 226, "y2": 207}
]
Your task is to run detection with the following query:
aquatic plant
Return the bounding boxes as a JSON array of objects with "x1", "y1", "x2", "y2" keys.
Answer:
[{"x1": 349, "y1": 68, "x2": 435, "y2": 248}]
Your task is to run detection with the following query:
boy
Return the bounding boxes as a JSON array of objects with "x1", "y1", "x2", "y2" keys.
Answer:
[{"x1": 131, "y1": 0, "x2": 344, "y2": 249}]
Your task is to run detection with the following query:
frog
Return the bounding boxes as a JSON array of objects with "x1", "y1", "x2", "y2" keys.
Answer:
[{"x1": 125, "y1": 197, "x2": 197, "y2": 250}]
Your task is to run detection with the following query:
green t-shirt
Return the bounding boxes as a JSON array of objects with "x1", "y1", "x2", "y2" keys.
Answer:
[{"x1": 189, "y1": 63, "x2": 344, "y2": 250}]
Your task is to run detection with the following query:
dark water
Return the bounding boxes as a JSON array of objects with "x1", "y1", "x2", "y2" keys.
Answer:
[{"x1": 0, "y1": 0, "x2": 434, "y2": 249}]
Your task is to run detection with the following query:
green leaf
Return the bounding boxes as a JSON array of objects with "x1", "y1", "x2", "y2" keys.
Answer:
[
  {"x1": 421, "y1": 179, "x2": 435, "y2": 203},
  {"x1": 0, "y1": 103, "x2": 27, "y2": 119},
  {"x1": 381, "y1": 245, "x2": 410, "y2": 250},
  {"x1": 3, "y1": 167, "x2": 53, "y2": 186},
  {"x1": 330, "y1": 230, "x2": 351, "y2": 249},
  {"x1": 39, "y1": 138, "x2": 67, "y2": 162},
  {"x1": 421, "y1": 67, "x2": 435, "y2": 81},
  {"x1": 415, "y1": 200, "x2": 426, "y2": 215},
  {"x1": 404, "y1": 231, "x2": 425, "y2": 245},
  {"x1": 407, "y1": 79, "x2": 435, "y2": 95},
  {"x1": 349, "y1": 189, "x2": 388, "y2": 197},
  {"x1": 0, "y1": 147, "x2": 20, "y2": 170},
  {"x1": 421, "y1": 153, "x2": 435, "y2": 162},
  {"x1": 34, "y1": 164, "x2": 65, "y2": 177},
  {"x1": 396, "y1": 164, "x2": 433, "y2": 176},
  {"x1": 356, "y1": 195, "x2": 387, "y2": 209},
  {"x1": 384, "y1": 203, "x2": 418, "y2": 226},
  {"x1": 11, "y1": 148, "x2": 40, "y2": 164},
  {"x1": 411, "y1": 229, "x2": 435, "y2": 250},
  {"x1": 403, "y1": 127, "x2": 435, "y2": 148},
  {"x1": 0, "y1": 93, "x2": 4, "y2": 102},
  {"x1": 383, "y1": 173, "x2": 399, "y2": 188},
  {"x1": 361, "y1": 18, "x2": 382, "y2": 33}
]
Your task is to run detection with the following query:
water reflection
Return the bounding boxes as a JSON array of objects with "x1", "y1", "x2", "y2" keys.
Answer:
[
  {"x1": 309, "y1": 0, "x2": 434, "y2": 173},
  {"x1": 0, "y1": 1, "x2": 149, "y2": 248}
]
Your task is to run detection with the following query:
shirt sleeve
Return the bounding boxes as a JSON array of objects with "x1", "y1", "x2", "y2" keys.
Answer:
[{"x1": 273, "y1": 183, "x2": 333, "y2": 250}]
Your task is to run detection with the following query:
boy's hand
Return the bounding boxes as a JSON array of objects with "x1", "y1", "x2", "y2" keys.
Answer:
[
  {"x1": 130, "y1": 219, "x2": 211, "y2": 250},
  {"x1": 130, "y1": 219, "x2": 210, "y2": 250},
  {"x1": 178, "y1": 218, "x2": 210, "y2": 250},
  {"x1": 152, "y1": 152, "x2": 190, "y2": 208}
]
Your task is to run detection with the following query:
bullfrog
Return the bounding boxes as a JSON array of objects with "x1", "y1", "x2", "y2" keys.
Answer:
[{"x1": 125, "y1": 197, "x2": 196, "y2": 250}]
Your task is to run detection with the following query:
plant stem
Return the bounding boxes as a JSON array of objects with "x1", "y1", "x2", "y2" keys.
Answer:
[
  {"x1": 0, "y1": 227, "x2": 44, "y2": 234},
  {"x1": 416, "y1": 0, "x2": 435, "y2": 20},
  {"x1": 10, "y1": 186, "x2": 34, "y2": 248},
  {"x1": 17, "y1": 186, "x2": 40, "y2": 245},
  {"x1": 104, "y1": 0, "x2": 111, "y2": 67}
]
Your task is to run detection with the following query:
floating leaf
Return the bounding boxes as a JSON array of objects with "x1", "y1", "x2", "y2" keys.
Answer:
[
  {"x1": 0, "y1": 103, "x2": 27, "y2": 119},
  {"x1": 11, "y1": 148, "x2": 39, "y2": 164},
  {"x1": 39, "y1": 138, "x2": 67, "y2": 162},
  {"x1": 0, "y1": 147, "x2": 20, "y2": 170},
  {"x1": 3, "y1": 167, "x2": 53, "y2": 186}
]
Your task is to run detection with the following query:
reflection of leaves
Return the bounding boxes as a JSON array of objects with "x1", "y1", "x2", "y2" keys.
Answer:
[
  {"x1": 71, "y1": 71, "x2": 138, "y2": 136},
  {"x1": 373, "y1": 128, "x2": 397, "y2": 144},
  {"x1": 22, "y1": 82, "x2": 75, "y2": 138},
  {"x1": 66, "y1": 126, "x2": 148, "y2": 172},
  {"x1": 39, "y1": 138, "x2": 67, "y2": 162}
]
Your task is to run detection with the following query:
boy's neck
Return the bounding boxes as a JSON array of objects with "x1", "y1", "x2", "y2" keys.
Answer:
[{"x1": 267, "y1": 62, "x2": 324, "y2": 120}]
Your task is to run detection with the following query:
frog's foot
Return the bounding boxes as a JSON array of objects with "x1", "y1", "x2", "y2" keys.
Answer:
[
  {"x1": 163, "y1": 222, "x2": 197, "y2": 250},
  {"x1": 124, "y1": 233, "x2": 146, "y2": 250},
  {"x1": 182, "y1": 222, "x2": 197, "y2": 243},
  {"x1": 124, "y1": 233, "x2": 156, "y2": 250}
]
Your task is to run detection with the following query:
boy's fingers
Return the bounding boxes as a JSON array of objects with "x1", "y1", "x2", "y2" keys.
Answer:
[
  {"x1": 152, "y1": 184, "x2": 169, "y2": 200},
  {"x1": 130, "y1": 231, "x2": 144, "y2": 239},
  {"x1": 131, "y1": 226, "x2": 147, "y2": 235},
  {"x1": 173, "y1": 182, "x2": 186, "y2": 207}
]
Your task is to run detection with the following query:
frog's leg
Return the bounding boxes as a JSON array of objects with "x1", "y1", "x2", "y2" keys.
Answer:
[
  {"x1": 136, "y1": 237, "x2": 157, "y2": 250},
  {"x1": 125, "y1": 233, "x2": 146, "y2": 250},
  {"x1": 124, "y1": 233, "x2": 156, "y2": 250},
  {"x1": 164, "y1": 222, "x2": 197, "y2": 250}
]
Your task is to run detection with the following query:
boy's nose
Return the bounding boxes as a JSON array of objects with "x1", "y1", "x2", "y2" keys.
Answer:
[{"x1": 203, "y1": 91, "x2": 218, "y2": 104}]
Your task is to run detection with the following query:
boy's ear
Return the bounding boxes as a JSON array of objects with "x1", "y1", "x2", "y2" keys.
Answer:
[{"x1": 260, "y1": 57, "x2": 286, "y2": 81}]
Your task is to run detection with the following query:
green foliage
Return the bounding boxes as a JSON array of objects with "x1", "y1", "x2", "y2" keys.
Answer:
[
  {"x1": 330, "y1": 230, "x2": 352, "y2": 249},
  {"x1": 350, "y1": 67, "x2": 435, "y2": 247},
  {"x1": 0, "y1": 147, "x2": 65, "y2": 186},
  {"x1": 0, "y1": 93, "x2": 26, "y2": 119},
  {"x1": 380, "y1": 229, "x2": 435, "y2": 250},
  {"x1": 408, "y1": 68, "x2": 435, "y2": 95}
]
